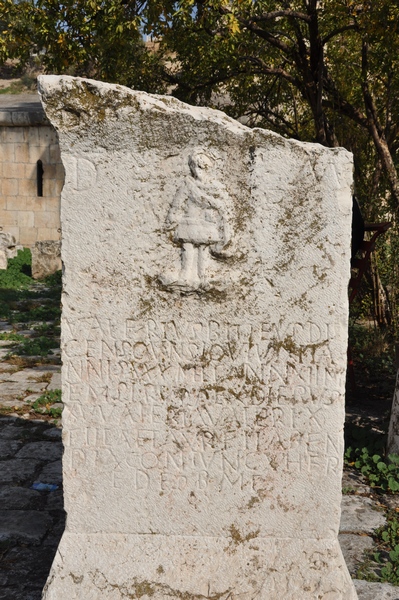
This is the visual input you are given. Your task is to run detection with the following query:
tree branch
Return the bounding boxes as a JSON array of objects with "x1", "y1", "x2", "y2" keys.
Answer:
[
  {"x1": 323, "y1": 73, "x2": 368, "y2": 128},
  {"x1": 322, "y1": 23, "x2": 358, "y2": 45},
  {"x1": 361, "y1": 39, "x2": 399, "y2": 208},
  {"x1": 249, "y1": 11, "x2": 311, "y2": 24},
  {"x1": 239, "y1": 55, "x2": 300, "y2": 87},
  {"x1": 217, "y1": 6, "x2": 294, "y2": 56}
]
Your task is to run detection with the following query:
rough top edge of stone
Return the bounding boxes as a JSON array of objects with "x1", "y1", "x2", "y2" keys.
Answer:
[{"x1": 38, "y1": 75, "x2": 352, "y2": 160}]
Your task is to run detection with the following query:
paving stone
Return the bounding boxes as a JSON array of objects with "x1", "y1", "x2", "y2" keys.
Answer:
[
  {"x1": 0, "y1": 438, "x2": 22, "y2": 457},
  {"x1": 340, "y1": 495, "x2": 387, "y2": 534},
  {"x1": 24, "y1": 392, "x2": 43, "y2": 404},
  {"x1": 0, "y1": 424, "x2": 24, "y2": 439},
  {"x1": 0, "y1": 510, "x2": 52, "y2": 544},
  {"x1": 0, "y1": 543, "x2": 60, "y2": 599},
  {"x1": 47, "y1": 372, "x2": 61, "y2": 391},
  {"x1": 2, "y1": 370, "x2": 46, "y2": 384},
  {"x1": 37, "y1": 459, "x2": 62, "y2": 485},
  {"x1": 339, "y1": 533, "x2": 375, "y2": 576},
  {"x1": 0, "y1": 364, "x2": 17, "y2": 373},
  {"x1": 31, "y1": 365, "x2": 60, "y2": 374},
  {"x1": 354, "y1": 579, "x2": 399, "y2": 599},
  {"x1": 45, "y1": 490, "x2": 64, "y2": 511},
  {"x1": 0, "y1": 486, "x2": 41, "y2": 510},
  {"x1": 0, "y1": 590, "x2": 33, "y2": 600},
  {"x1": 16, "y1": 441, "x2": 62, "y2": 461},
  {"x1": 0, "y1": 379, "x2": 45, "y2": 407},
  {"x1": 0, "y1": 416, "x2": 19, "y2": 424},
  {"x1": 0, "y1": 459, "x2": 39, "y2": 484},
  {"x1": 342, "y1": 469, "x2": 372, "y2": 495},
  {"x1": 42, "y1": 427, "x2": 62, "y2": 440}
]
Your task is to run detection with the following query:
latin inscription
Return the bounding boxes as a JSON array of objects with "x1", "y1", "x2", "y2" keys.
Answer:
[{"x1": 63, "y1": 316, "x2": 345, "y2": 492}]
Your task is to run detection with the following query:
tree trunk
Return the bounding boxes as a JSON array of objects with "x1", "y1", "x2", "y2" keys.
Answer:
[
  {"x1": 362, "y1": 40, "x2": 399, "y2": 210},
  {"x1": 366, "y1": 254, "x2": 392, "y2": 328}
]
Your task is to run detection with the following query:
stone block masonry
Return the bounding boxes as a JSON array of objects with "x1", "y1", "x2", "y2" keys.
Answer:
[
  {"x1": 39, "y1": 75, "x2": 357, "y2": 599},
  {"x1": 0, "y1": 98, "x2": 63, "y2": 247}
]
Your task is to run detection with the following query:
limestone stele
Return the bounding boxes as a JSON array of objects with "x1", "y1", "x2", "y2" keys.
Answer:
[{"x1": 39, "y1": 75, "x2": 357, "y2": 600}]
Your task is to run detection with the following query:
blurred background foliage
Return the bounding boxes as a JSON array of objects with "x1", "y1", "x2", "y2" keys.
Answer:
[{"x1": 1, "y1": 0, "x2": 399, "y2": 389}]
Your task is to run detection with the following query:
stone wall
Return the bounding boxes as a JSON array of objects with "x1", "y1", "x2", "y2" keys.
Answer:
[{"x1": 0, "y1": 96, "x2": 63, "y2": 247}]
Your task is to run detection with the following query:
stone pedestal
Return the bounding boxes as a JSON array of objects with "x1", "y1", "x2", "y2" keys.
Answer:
[{"x1": 39, "y1": 75, "x2": 356, "y2": 599}]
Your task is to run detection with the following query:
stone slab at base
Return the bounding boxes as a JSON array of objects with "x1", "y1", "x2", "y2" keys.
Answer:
[
  {"x1": 43, "y1": 534, "x2": 356, "y2": 600},
  {"x1": 354, "y1": 579, "x2": 399, "y2": 600}
]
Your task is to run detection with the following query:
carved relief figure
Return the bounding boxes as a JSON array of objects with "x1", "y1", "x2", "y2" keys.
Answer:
[{"x1": 162, "y1": 153, "x2": 231, "y2": 292}]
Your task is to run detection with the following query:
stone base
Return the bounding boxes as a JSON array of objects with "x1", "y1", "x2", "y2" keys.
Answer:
[{"x1": 43, "y1": 534, "x2": 357, "y2": 599}]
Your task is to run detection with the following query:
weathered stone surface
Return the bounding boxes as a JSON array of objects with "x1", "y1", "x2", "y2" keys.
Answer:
[
  {"x1": 354, "y1": 580, "x2": 399, "y2": 600},
  {"x1": 39, "y1": 75, "x2": 355, "y2": 599},
  {"x1": 47, "y1": 371, "x2": 61, "y2": 391},
  {"x1": 338, "y1": 533, "x2": 374, "y2": 576},
  {"x1": 31, "y1": 241, "x2": 61, "y2": 280},
  {"x1": 340, "y1": 496, "x2": 386, "y2": 534},
  {"x1": 0, "y1": 232, "x2": 22, "y2": 264}
]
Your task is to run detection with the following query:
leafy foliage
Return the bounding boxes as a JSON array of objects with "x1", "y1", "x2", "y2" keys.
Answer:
[
  {"x1": 31, "y1": 388, "x2": 62, "y2": 417},
  {"x1": 0, "y1": 248, "x2": 32, "y2": 289},
  {"x1": 348, "y1": 321, "x2": 395, "y2": 396},
  {"x1": 10, "y1": 335, "x2": 57, "y2": 356},
  {"x1": 2, "y1": 2, "x2": 399, "y2": 329},
  {"x1": 0, "y1": 0, "x2": 167, "y2": 92},
  {"x1": 0, "y1": 248, "x2": 61, "y2": 358},
  {"x1": 0, "y1": 331, "x2": 24, "y2": 341},
  {"x1": 365, "y1": 514, "x2": 399, "y2": 585},
  {"x1": 345, "y1": 424, "x2": 399, "y2": 492}
]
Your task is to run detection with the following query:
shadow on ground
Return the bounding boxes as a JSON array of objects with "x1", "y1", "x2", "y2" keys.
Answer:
[{"x1": 0, "y1": 415, "x2": 64, "y2": 600}]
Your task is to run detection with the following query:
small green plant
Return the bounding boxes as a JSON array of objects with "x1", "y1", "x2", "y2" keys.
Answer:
[
  {"x1": 342, "y1": 486, "x2": 356, "y2": 495},
  {"x1": 0, "y1": 332, "x2": 25, "y2": 342},
  {"x1": 366, "y1": 514, "x2": 399, "y2": 585},
  {"x1": 33, "y1": 322, "x2": 61, "y2": 336},
  {"x1": 345, "y1": 423, "x2": 399, "y2": 493},
  {"x1": 31, "y1": 389, "x2": 62, "y2": 417},
  {"x1": 0, "y1": 249, "x2": 32, "y2": 288},
  {"x1": 345, "y1": 447, "x2": 399, "y2": 493},
  {"x1": 9, "y1": 335, "x2": 57, "y2": 357}
]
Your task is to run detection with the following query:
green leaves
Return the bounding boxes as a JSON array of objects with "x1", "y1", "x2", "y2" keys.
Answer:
[
  {"x1": 345, "y1": 422, "x2": 399, "y2": 493},
  {"x1": 31, "y1": 389, "x2": 62, "y2": 418},
  {"x1": 0, "y1": 0, "x2": 168, "y2": 92}
]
